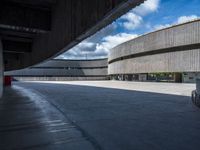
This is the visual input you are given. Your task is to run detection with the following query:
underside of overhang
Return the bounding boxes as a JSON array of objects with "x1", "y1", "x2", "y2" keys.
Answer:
[{"x1": 0, "y1": 0, "x2": 145, "y2": 71}]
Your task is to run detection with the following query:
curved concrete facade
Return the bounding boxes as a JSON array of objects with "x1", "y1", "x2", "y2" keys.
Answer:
[
  {"x1": 0, "y1": 39, "x2": 3, "y2": 97},
  {"x1": 5, "y1": 59, "x2": 108, "y2": 81},
  {"x1": 108, "y1": 20, "x2": 200, "y2": 82}
]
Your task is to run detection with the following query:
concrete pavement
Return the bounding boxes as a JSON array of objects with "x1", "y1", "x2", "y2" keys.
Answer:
[
  {"x1": 0, "y1": 81, "x2": 200, "y2": 150},
  {"x1": 0, "y1": 85, "x2": 96, "y2": 150},
  {"x1": 28, "y1": 80, "x2": 195, "y2": 96}
]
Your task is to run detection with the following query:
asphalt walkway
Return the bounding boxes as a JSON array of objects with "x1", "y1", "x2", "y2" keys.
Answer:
[
  {"x1": 0, "y1": 85, "x2": 95, "y2": 150},
  {"x1": 0, "y1": 81, "x2": 200, "y2": 150}
]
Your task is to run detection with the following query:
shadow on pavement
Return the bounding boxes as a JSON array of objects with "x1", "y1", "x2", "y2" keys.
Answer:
[{"x1": 0, "y1": 81, "x2": 200, "y2": 150}]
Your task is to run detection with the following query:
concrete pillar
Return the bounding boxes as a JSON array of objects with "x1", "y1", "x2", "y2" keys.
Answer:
[{"x1": 0, "y1": 38, "x2": 3, "y2": 98}]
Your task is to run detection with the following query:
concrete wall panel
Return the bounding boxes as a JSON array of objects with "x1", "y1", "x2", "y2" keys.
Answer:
[
  {"x1": 109, "y1": 20, "x2": 200, "y2": 61},
  {"x1": 0, "y1": 39, "x2": 3, "y2": 97},
  {"x1": 37, "y1": 59, "x2": 108, "y2": 68},
  {"x1": 108, "y1": 20, "x2": 200, "y2": 75},
  {"x1": 5, "y1": 59, "x2": 108, "y2": 80},
  {"x1": 6, "y1": 68, "x2": 108, "y2": 76},
  {"x1": 14, "y1": 77, "x2": 107, "y2": 81},
  {"x1": 109, "y1": 49, "x2": 200, "y2": 75}
]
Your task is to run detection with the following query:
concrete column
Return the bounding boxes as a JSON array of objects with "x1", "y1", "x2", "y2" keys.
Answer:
[{"x1": 0, "y1": 38, "x2": 3, "y2": 98}]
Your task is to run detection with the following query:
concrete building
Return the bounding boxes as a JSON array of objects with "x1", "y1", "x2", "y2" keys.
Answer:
[
  {"x1": 5, "y1": 59, "x2": 108, "y2": 81},
  {"x1": 0, "y1": 39, "x2": 3, "y2": 97},
  {"x1": 0, "y1": 0, "x2": 145, "y2": 96},
  {"x1": 0, "y1": 0, "x2": 144, "y2": 71},
  {"x1": 108, "y1": 19, "x2": 200, "y2": 83},
  {"x1": 5, "y1": 20, "x2": 200, "y2": 83}
]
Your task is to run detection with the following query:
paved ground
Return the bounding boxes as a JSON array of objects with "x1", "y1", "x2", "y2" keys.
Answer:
[
  {"x1": 0, "y1": 85, "x2": 95, "y2": 150},
  {"x1": 30, "y1": 80, "x2": 195, "y2": 96},
  {"x1": 0, "y1": 81, "x2": 200, "y2": 150}
]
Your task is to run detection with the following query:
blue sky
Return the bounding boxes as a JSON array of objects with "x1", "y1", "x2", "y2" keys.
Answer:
[{"x1": 57, "y1": 0, "x2": 200, "y2": 60}]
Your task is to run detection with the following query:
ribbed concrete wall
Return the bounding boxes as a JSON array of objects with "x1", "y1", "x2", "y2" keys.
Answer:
[
  {"x1": 14, "y1": 77, "x2": 107, "y2": 81},
  {"x1": 36, "y1": 59, "x2": 108, "y2": 68},
  {"x1": 0, "y1": 39, "x2": 3, "y2": 97},
  {"x1": 109, "y1": 49, "x2": 200, "y2": 74},
  {"x1": 7, "y1": 68, "x2": 108, "y2": 76},
  {"x1": 5, "y1": 59, "x2": 108, "y2": 81},
  {"x1": 108, "y1": 20, "x2": 200, "y2": 75}
]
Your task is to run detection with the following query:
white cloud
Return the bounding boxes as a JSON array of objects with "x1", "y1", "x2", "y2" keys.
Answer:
[
  {"x1": 177, "y1": 15, "x2": 199, "y2": 24},
  {"x1": 119, "y1": 0, "x2": 160, "y2": 30},
  {"x1": 153, "y1": 15, "x2": 199, "y2": 31},
  {"x1": 58, "y1": 33, "x2": 138, "y2": 59},
  {"x1": 133, "y1": 0, "x2": 160, "y2": 16},
  {"x1": 121, "y1": 12, "x2": 143, "y2": 30},
  {"x1": 58, "y1": 0, "x2": 160, "y2": 59},
  {"x1": 153, "y1": 24, "x2": 171, "y2": 30},
  {"x1": 72, "y1": 41, "x2": 95, "y2": 53},
  {"x1": 79, "y1": 42, "x2": 94, "y2": 50},
  {"x1": 56, "y1": 40, "x2": 96, "y2": 59},
  {"x1": 95, "y1": 33, "x2": 138, "y2": 56},
  {"x1": 100, "y1": 33, "x2": 138, "y2": 50},
  {"x1": 87, "y1": 23, "x2": 117, "y2": 43}
]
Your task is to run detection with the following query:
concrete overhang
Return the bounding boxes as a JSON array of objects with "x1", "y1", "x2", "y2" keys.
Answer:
[{"x1": 0, "y1": 0, "x2": 145, "y2": 71}]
